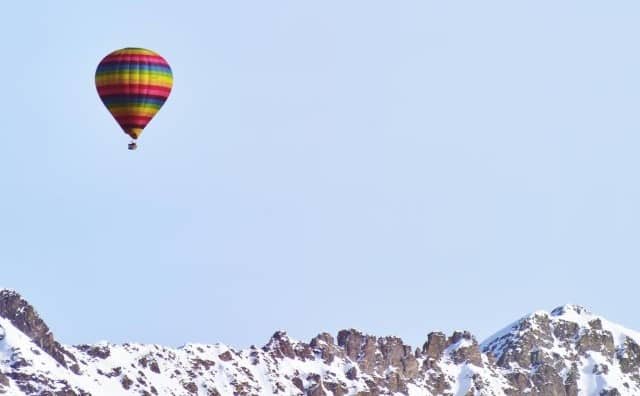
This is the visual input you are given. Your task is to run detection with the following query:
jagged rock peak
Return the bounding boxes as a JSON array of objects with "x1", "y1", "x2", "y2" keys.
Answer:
[
  {"x1": 263, "y1": 330, "x2": 315, "y2": 361},
  {"x1": 551, "y1": 303, "x2": 591, "y2": 317},
  {"x1": 269, "y1": 329, "x2": 292, "y2": 342},
  {"x1": 478, "y1": 304, "x2": 640, "y2": 395},
  {"x1": 0, "y1": 288, "x2": 20, "y2": 298},
  {"x1": 0, "y1": 289, "x2": 47, "y2": 332},
  {"x1": 0, "y1": 290, "x2": 74, "y2": 368},
  {"x1": 263, "y1": 330, "x2": 297, "y2": 350}
]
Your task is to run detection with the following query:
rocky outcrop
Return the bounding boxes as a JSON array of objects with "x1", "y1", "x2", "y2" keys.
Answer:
[
  {"x1": 423, "y1": 331, "x2": 447, "y2": 360},
  {"x1": 310, "y1": 332, "x2": 344, "y2": 364},
  {"x1": 448, "y1": 331, "x2": 483, "y2": 367},
  {"x1": 0, "y1": 290, "x2": 72, "y2": 368}
]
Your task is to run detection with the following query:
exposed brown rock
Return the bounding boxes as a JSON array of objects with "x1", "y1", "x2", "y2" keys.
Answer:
[
  {"x1": 291, "y1": 377, "x2": 304, "y2": 392},
  {"x1": 337, "y1": 329, "x2": 378, "y2": 374},
  {"x1": 577, "y1": 329, "x2": 615, "y2": 357},
  {"x1": 448, "y1": 331, "x2": 483, "y2": 367},
  {"x1": 0, "y1": 290, "x2": 70, "y2": 367},
  {"x1": 618, "y1": 337, "x2": 640, "y2": 374},
  {"x1": 182, "y1": 381, "x2": 198, "y2": 394},
  {"x1": 218, "y1": 351, "x2": 233, "y2": 361},
  {"x1": 121, "y1": 375, "x2": 133, "y2": 390},
  {"x1": 76, "y1": 345, "x2": 110, "y2": 359},
  {"x1": 311, "y1": 333, "x2": 343, "y2": 364},
  {"x1": 423, "y1": 331, "x2": 447, "y2": 360}
]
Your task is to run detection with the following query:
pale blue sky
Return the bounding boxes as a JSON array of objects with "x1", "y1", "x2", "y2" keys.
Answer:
[{"x1": 2, "y1": 1, "x2": 639, "y2": 348}]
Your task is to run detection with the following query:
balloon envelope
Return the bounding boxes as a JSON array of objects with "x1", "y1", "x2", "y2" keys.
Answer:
[{"x1": 95, "y1": 48, "x2": 173, "y2": 140}]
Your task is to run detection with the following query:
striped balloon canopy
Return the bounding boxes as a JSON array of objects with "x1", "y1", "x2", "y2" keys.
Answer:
[{"x1": 95, "y1": 48, "x2": 173, "y2": 146}]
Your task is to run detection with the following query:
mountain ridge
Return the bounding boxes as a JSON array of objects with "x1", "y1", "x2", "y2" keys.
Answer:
[{"x1": 0, "y1": 289, "x2": 637, "y2": 395}]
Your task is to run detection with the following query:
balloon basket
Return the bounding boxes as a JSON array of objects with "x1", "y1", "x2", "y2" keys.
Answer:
[{"x1": 128, "y1": 141, "x2": 138, "y2": 150}]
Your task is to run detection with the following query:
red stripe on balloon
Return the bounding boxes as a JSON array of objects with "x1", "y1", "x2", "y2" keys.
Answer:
[
  {"x1": 99, "y1": 55, "x2": 170, "y2": 66},
  {"x1": 115, "y1": 115, "x2": 154, "y2": 124},
  {"x1": 97, "y1": 85, "x2": 172, "y2": 97}
]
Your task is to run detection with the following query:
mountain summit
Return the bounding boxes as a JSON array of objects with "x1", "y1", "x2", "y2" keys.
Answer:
[{"x1": 0, "y1": 291, "x2": 637, "y2": 395}]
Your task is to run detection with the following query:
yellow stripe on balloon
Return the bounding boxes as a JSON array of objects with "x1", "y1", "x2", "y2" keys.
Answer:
[
  {"x1": 120, "y1": 48, "x2": 156, "y2": 56},
  {"x1": 108, "y1": 108, "x2": 161, "y2": 117},
  {"x1": 95, "y1": 74, "x2": 173, "y2": 86}
]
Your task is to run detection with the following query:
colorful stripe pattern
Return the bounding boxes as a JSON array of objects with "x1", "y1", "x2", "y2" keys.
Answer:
[{"x1": 95, "y1": 48, "x2": 173, "y2": 140}]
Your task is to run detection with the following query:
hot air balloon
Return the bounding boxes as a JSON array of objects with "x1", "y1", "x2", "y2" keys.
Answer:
[{"x1": 95, "y1": 48, "x2": 173, "y2": 150}]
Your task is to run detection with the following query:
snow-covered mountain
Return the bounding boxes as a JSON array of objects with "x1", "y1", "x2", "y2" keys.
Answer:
[{"x1": 0, "y1": 290, "x2": 638, "y2": 395}]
